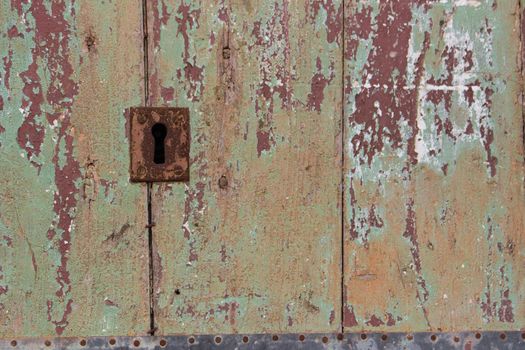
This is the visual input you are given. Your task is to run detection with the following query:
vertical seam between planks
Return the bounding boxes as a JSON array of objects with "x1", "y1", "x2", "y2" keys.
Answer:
[
  {"x1": 147, "y1": 183, "x2": 155, "y2": 336},
  {"x1": 514, "y1": 2, "x2": 525, "y2": 325},
  {"x1": 141, "y1": 0, "x2": 156, "y2": 335},
  {"x1": 340, "y1": 0, "x2": 346, "y2": 334},
  {"x1": 143, "y1": 0, "x2": 149, "y2": 105},
  {"x1": 518, "y1": 0, "x2": 525, "y2": 161}
]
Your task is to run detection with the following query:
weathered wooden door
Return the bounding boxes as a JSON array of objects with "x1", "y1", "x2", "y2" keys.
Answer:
[{"x1": 0, "y1": 0, "x2": 524, "y2": 349}]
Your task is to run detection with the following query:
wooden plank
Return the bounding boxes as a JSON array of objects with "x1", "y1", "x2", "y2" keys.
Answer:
[
  {"x1": 147, "y1": 0, "x2": 343, "y2": 334},
  {"x1": 0, "y1": 0, "x2": 149, "y2": 336},
  {"x1": 343, "y1": 0, "x2": 525, "y2": 331}
]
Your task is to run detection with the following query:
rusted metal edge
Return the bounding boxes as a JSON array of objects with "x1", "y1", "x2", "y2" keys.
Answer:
[
  {"x1": 2, "y1": 332, "x2": 524, "y2": 349},
  {"x1": 129, "y1": 107, "x2": 190, "y2": 183}
]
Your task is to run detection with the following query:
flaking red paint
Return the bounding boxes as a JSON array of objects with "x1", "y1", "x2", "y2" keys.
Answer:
[{"x1": 0, "y1": 0, "x2": 523, "y2": 338}]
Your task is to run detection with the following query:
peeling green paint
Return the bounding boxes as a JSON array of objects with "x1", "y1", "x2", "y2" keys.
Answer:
[
  {"x1": 0, "y1": 0, "x2": 149, "y2": 337},
  {"x1": 148, "y1": 0, "x2": 342, "y2": 334},
  {"x1": 0, "y1": 0, "x2": 523, "y2": 339},
  {"x1": 344, "y1": 0, "x2": 524, "y2": 331}
]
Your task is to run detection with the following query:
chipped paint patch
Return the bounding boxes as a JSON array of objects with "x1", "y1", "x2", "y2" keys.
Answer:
[
  {"x1": 150, "y1": 0, "x2": 343, "y2": 334},
  {"x1": 0, "y1": 0, "x2": 149, "y2": 337},
  {"x1": 344, "y1": 0, "x2": 524, "y2": 332}
]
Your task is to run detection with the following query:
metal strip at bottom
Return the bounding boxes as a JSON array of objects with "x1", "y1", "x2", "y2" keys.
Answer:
[{"x1": 2, "y1": 332, "x2": 525, "y2": 349}]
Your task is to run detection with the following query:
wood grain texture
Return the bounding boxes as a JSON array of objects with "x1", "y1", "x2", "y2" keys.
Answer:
[
  {"x1": 343, "y1": 0, "x2": 525, "y2": 331},
  {"x1": 147, "y1": 0, "x2": 343, "y2": 334},
  {"x1": 1, "y1": 0, "x2": 523, "y2": 338},
  {"x1": 0, "y1": 0, "x2": 149, "y2": 337}
]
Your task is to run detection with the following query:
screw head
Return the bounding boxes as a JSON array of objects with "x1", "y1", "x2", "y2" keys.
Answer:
[
  {"x1": 173, "y1": 166, "x2": 184, "y2": 176},
  {"x1": 137, "y1": 165, "x2": 147, "y2": 177},
  {"x1": 137, "y1": 113, "x2": 147, "y2": 124}
]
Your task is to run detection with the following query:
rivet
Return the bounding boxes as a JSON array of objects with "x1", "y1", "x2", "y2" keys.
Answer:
[
  {"x1": 137, "y1": 165, "x2": 147, "y2": 177},
  {"x1": 137, "y1": 113, "x2": 147, "y2": 124}
]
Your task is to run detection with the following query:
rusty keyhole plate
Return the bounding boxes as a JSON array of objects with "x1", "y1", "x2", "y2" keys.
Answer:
[{"x1": 129, "y1": 107, "x2": 190, "y2": 182}]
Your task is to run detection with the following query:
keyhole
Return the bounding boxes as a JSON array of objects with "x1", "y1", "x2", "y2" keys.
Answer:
[{"x1": 152, "y1": 123, "x2": 167, "y2": 164}]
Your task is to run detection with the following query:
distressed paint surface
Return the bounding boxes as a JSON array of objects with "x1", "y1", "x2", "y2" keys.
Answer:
[
  {"x1": 0, "y1": 0, "x2": 149, "y2": 337},
  {"x1": 343, "y1": 0, "x2": 525, "y2": 332},
  {"x1": 147, "y1": 0, "x2": 343, "y2": 334},
  {"x1": 0, "y1": 0, "x2": 524, "y2": 339}
]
